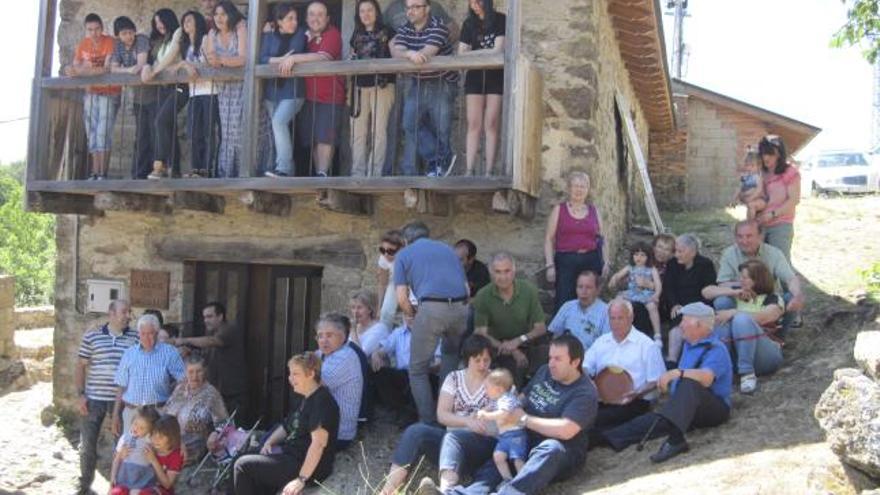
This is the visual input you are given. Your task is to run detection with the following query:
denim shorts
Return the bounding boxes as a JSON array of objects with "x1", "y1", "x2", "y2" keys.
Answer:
[
  {"x1": 298, "y1": 101, "x2": 345, "y2": 146},
  {"x1": 83, "y1": 93, "x2": 120, "y2": 152},
  {"x1": 494, "y1": 428, "x2": 529, "y2": 461}
]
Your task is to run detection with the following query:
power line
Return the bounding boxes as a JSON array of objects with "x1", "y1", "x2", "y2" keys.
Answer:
[{"x1": 0, "y1": 117, "x2": 28, "y2": 125}]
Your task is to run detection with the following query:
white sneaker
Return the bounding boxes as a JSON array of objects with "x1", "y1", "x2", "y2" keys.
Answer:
[{"x1": 740, "y1": 373, "x2": 757, "y2": 394}]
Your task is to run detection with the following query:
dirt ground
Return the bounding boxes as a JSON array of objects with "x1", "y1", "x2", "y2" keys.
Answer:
[{"x1": 1, "y1": 196, "x2": 879, "y2": 494}]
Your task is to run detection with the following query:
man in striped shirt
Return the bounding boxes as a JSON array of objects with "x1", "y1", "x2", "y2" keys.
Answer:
[
  {"x1": 113, "y1": 314, "x2": 185, "y2": 436},
  {"x1": 391, "y1": 0, "x2": 458, "y2": 177},
  {"x1": 75, "y1": 299, "x2": 138, "y2": 495}
]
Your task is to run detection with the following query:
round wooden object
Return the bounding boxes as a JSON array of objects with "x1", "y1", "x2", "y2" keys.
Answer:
[{"x1": 595, "y1": 366, "x2": 634, "y2": 404}]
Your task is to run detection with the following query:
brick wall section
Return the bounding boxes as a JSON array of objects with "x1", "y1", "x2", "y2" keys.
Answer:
[
  {"x1": 0, "y1": 276, "x2": 14, "y2": 358},
  {"x1": 649, "y1": 95, "x2": 774, "y2": 209}
]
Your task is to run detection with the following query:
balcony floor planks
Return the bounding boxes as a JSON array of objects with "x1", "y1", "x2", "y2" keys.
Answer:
[{"x1": 28, "y1": 176, "x2": 513, "y2": 197}]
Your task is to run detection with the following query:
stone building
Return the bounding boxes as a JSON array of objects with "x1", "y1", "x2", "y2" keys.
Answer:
[
  {"x1": 26, "y1": 0, "x2": 675, "y2": 421},
  {"x1": 650, "y1": 79, "x2": 821, "y2": 210}
]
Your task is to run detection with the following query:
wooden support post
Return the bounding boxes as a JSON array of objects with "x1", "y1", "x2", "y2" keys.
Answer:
[
  {"x1": 168, "y1": 191, "x2": 225, "y2": 214},
  {"x1": 26, "y1": 0, "x2": 58, "y2": 194},
  {"x1": 239, "y1": 190, "x2": 291, "y2": 216},
  {"x1": 501, "y1": 0, "x2": 523, "y2": 177},
  {"x1": 403, "y1": 189, "x2": 451, "y2": 216},
  {"x1": 491, "y1": 190, "x2": 535, "y2": 220},
  {"x1": 240, "y1": 0, "x2": 268, "y2": 178},
  {"x1": 316, "y1": 190, "x2": 372, "y2": 216},
  {"x1": 94, "y1": 192, "x2": 171, "y2": 214},
  {"x1": 26, "y1": 192, "x2": 104, "y2": 216}
]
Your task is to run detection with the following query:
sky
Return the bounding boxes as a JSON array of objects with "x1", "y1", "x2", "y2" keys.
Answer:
[{"x1": 0, "y1": 1, "x2": 872, "y2": 164}]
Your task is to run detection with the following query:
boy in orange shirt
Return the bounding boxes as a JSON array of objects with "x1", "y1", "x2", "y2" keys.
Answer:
[{"x1": 65, "y1": 13, "x2": 120, "y2": 180}]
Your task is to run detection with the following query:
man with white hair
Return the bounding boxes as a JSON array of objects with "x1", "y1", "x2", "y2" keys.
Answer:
[
  {"x1": 113, "y1": 313, "x2": 185, "y2": 435},
  {"x1": 601, "y1": 302, "x2": 732, "y2": 463}
]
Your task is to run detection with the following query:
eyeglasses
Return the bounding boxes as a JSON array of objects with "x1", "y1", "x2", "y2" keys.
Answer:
[
  {"x1": 406, "y1": 4, "x2": 428, "y2": 10},
  {"x1": 379, "y1": 247, "x2": 398, "y2": 256}
]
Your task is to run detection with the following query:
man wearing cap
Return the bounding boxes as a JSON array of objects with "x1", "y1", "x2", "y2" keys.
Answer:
[
  {"x1": 584, "y1": 299, "x2": 665, "y2": 442},
  {"x1": 600, "y1": 302, "x2": 732, "y2": 463}
]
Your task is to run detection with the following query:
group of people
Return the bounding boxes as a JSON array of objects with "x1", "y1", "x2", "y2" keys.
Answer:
[
  {"x1": 67, "y1": 0, "x2": 506, "y2": 182},
  {"x1": 73, "y1": 133, "x2": 804, "y2": 494}
]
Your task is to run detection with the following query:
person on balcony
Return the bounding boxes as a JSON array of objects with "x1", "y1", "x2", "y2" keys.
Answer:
[
  {"x1": 391, "y1": 0, "x2": 459, "y2": 177},
  {"x1": 261, "y1": 3, "x2": 307, "y2": 178},
  {"x1": 140, "y1": 9, "x2": 187, "y2": 180},
  {"x1": 277, "y1": 1, "x2": 345, "y2": 178},
  {"x1": 458, "y1": 0, "x2": 505, "y2": 177},
  {"x1": 109, "y1": 17, "x2": 151, "y2": 180},
  {"x1": 66, "y1": 13, "x2": 120, "y2": 181},
  {"x1": 204, "y1": 1, "x2": 248, "y2": 178},
  {"x1": 199, "y1": 0, "x2": 218, "y2": 31},
  {"x1": 349, "y1": 0, "x2": 396, "y2": 178}
]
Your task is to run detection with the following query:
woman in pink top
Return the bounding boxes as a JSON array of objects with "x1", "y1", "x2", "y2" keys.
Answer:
[
  {"x1": 544, "y1": 171, "x2": 610, "y2": 311},
  {"x1": 757, "y1": 135, "x2": 800, "y2": 261}
]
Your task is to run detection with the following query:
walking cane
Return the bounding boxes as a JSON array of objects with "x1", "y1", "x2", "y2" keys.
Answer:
[{"x1": 636, "y1": 415, "x2": 661, "y2": 451}]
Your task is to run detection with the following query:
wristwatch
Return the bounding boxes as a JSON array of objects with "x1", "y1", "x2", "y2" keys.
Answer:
[
  {"x1": 517, "y1": 413, "x2": 529, "y2": 428},
  {"x1": 519, "y1": 334, "x2": 529, "y2": 344},
  {"x1": 678, "y1": 369, "x2": 685, "y2": 380},
  {"x1": 297, "y1": 475, "x2": 308, "y2": 484}
]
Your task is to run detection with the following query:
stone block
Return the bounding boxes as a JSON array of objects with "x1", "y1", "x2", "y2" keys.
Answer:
[
  {"x1": 0, "y1": 276, "x2": 14, "y2": 309},
  {"x1": 854, "y1": 331, "x2": 880, "y2": 382},
  {"x1": 815, "y1": 368, "x2": 880, "y2": 478}
]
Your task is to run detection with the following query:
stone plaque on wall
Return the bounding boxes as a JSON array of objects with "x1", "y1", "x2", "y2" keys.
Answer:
[{"x1": 130, "y1": 270, "x2": 170, "y2": 309}]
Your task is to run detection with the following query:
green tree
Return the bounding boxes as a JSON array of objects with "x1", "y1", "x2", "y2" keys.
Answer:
[
  {"x1": 0, "y1": 163, "x2": 56, "y2": 306},
  {"x1": 832, "y1": 0, "x2": 880, "y2": 62}
]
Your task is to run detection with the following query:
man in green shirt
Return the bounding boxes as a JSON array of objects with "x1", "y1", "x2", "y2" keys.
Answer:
[{"x1": 473, "y1": 252, "x2": 547, "y2": 384}]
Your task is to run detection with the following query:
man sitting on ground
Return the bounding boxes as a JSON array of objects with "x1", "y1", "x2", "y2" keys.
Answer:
[
  {"x1": 472, "y1": 252, "x2": 547, "y2": 386},
  {"x1": 600, "y1": 302, "x2": 733, "y2": 463},
  {"x1": 315, "y1": 312, "x2": 364, "y2": 449},
  {"x1": 547, "y1": 270, "x2": 610, "y2": 352}
]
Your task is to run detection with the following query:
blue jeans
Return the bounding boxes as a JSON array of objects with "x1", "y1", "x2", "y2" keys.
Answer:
[
  {"x1": 764, "y1": 223, "x2": 794, "y2": 262},
  {"x1": 714, "y1": 313, "x2": 783, "y2": 376},
  {"x1": 443, "y1": 430, "x2": 581, "y2": 495},
  {"x1": 400, "y1": 77, "x2": 455, "y2": 175},
  {"x1": 391, "y1": 423, "x2": 446, "y2": 468},
  {"x1": 79, "y1": 399, "x2": 116, "y2": 491},
  {"x1": 713, "y1": 293, "x2": 794, "y2": 338},
  {"x1": 266, "y1": 98, "x2": 304, "y2": 175}
]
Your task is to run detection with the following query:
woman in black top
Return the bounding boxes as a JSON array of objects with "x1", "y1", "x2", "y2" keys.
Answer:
[
  {"x1": 233, "y1": 352, "x2": 340, "y2": 495},
  {"x1": 349, "y1": 0, "x2": 396, "y2": 177},
  {"x1": 663, "y1": 233, "x2": 717, "y2": 364},
  {"x1": 458, "y1": 0, "x2": 506, "y2": 177}
]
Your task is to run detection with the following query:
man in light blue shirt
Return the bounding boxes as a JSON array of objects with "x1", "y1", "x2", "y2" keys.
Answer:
[
  {"x1": 548, "y1": 270, "x2": 610, "y2": 351},
  {"x1": 316, "y1": 313, "x2": 364, "y2": 448},
  {"x1": 113, "y1": 314, "x2": 184, "y2": 436}
]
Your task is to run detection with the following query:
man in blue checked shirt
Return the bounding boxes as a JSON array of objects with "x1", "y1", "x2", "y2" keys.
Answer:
[{"x1": 113, "y1": 313, "x2": 185, "y2": 436}]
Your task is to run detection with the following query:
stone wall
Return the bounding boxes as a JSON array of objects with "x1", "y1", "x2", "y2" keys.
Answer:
[
  {"x1": 0, "y1": 276, "x2": 14, "y2": 358},
  {"x1": 51, "y1": 0, "x2": 656, "y2": 410},
  {"x1": 649, "y1": 94, "x2": 774, "y2": 210}
]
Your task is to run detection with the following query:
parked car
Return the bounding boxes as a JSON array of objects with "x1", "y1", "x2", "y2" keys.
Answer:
[{"x1": 801, "y1": 150, "x2": 880, "y2": 196}]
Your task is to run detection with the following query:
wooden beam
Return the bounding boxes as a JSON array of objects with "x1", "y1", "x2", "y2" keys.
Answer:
[
  {"x1": 168, "y1": 191, "x2": 225, "y2": 214},
  {"x1": 241, "y1": 0, "x2": 268, "y2": 178},
  {"x1": 28, "y1": 176, "x2": 513, "y2": 194},
  {"x1": 27, "y1": 0, "x2": 58, "y2": 185},
  {"x1": 153, "y1": 235, "x2": 365, "y2": 268},
  {"x1": 502, "y1": 0, "x2": 523, "y2": 178},
  {"x1": 403, "y1": 189, "x2": 451, "y2": 216},
  {"x1": 94, "y1": 192, "x2": 171, "y2": 214},
  {"x1": 491, "y1": 190, "x2": 535, "y2": 220},
  {"x1": 40, "y1": 55, "x2": 505, "y2": 90},
  {"x1": 25, "y1": 191, "x2": 104, "y2": 216},
  {"x1": 316, "y1": 190, "x2": 372, "y2": 216},
  {"x1": 239, "y1": 190, "x2": 291, "y2": 216}
]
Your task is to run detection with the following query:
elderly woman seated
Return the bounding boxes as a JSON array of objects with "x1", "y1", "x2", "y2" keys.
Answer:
[
  {"x1": 162, "y1": 355, "x2": 228, "y2": 462},
  {"x1": 704, "y1": 259, "x2": 784, "y2": 394},
  {"x1": 233, "y1": 352, "x2": 340, "y2": 495}
]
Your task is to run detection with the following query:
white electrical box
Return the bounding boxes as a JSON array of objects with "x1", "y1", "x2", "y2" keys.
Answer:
[{"x1": 86, "y1": 279, "x2": 126, "y2": 314}]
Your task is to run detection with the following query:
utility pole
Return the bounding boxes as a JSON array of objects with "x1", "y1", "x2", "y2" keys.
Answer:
[{"x1": 667, "y1": 0, "x2": 688, "y2": 79}]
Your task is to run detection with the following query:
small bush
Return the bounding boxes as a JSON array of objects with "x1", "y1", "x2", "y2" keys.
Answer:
[{"x1": 862, "y1": 261, "x2": 880, "y2": 300}]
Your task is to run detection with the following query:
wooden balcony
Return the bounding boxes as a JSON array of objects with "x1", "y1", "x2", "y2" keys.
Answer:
[{"x1": 25, "y1": 0, "x2": 542, "y2": 218}]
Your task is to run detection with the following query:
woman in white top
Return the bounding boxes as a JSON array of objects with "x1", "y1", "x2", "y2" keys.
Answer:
[
  {"x1": 379, "y1": 335, "x2": 494, "y2": 495},
  {"x1": 177, "y1": 10, "x2": 219, "y2": 178},
  {"x1": 349, "y1": 290, "x2": 390, "y2": 358},
  {"x1": 376, "y1": 229, "x2": 405, "y2": 326}
]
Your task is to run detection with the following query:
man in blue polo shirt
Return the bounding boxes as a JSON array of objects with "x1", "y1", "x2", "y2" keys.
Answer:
[
  {"x1": 548, "y1": 270, "x2": 610, "y2": 351},
  {"x1": 600, "y1": 302, "x2": 732, "y2": 463},
  {"x1": 394, "y1": 220, "x2": 468, "y2": 423},
  {"x1": 390, "y1": 0, "x2": 458, "y2": 177},
  {"x1": 75, "y1": 300, "x2": 138, "y2": 495},
  {"x1": 113, "y1": 314, "x2": 185, "y2": 436}
]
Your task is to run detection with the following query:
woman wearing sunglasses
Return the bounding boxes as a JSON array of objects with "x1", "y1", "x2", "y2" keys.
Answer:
[{"x1": 377, "y1": 230, "x2": 407, "y2": 326}]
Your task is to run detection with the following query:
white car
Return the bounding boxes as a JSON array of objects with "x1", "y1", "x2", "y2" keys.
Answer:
[{"x1": 801, "y1": 150, "x2": 880, "y2": 196}]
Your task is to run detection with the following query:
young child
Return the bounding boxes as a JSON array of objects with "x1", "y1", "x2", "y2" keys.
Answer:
[
  {"x1": 110, "y1": 406, "x2": 161, "y2": 494},
  {"x1": 732, "y1": 148, "x2": 767, "y2": 220},
  {"x1": 143, "y1": 414, "x2": 184, "y2": 495},
  {"x1": 609, "y1": 242, "x2": 664, "y2": 348},
  {"x1": 476, "y1": 369, "x2": 528, "y2": 484}
]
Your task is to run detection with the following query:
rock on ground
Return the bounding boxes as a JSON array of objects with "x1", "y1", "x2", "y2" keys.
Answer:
[
  {"x1": 815, "y1": 368, "x2": 880, "y2": 479},
  {"x1": 854, "y1": 331, "x2": 880, "y2": 382}
]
